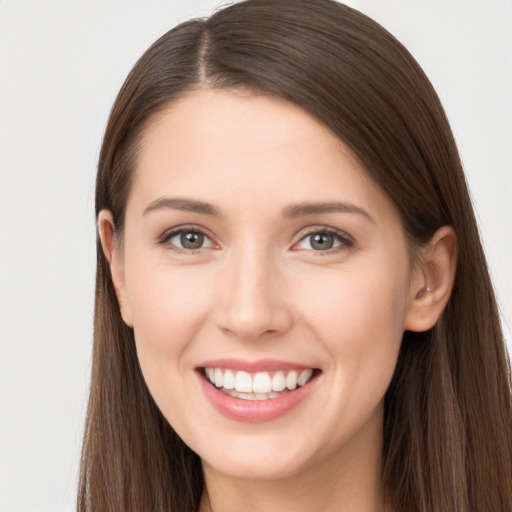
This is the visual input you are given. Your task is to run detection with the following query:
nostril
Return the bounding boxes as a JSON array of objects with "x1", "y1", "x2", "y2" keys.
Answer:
[{"x1": 214, "y1": 304, "x2": 294, "y2": 341}]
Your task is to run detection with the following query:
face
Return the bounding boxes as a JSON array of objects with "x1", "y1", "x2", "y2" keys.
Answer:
[{"x1": 106, "y1": 89, "x2": 422, "y2": 481}]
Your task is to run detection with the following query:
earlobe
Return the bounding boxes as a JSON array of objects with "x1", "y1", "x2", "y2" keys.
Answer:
[
  {"x1": 404, "y1": 226, "x2": 458, "y2": 332},
  {"x1": 97, "y1": 210, "x2": 134, "y2": 327}
]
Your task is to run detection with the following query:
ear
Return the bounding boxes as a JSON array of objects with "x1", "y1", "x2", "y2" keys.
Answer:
[
  {"x1": 404, "y1": 226, "x2": 458, "y2": 332},
  {"x1": 97, "y1": 210, "x2": 134, "y2": 327}
]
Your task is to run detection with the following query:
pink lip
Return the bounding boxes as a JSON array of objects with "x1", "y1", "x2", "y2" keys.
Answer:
[
  {"x1": 196, "y1": 358, "x2": 313, "y2": 372},
  {"x1": 196, "y1": 364, "x2": 320, "y2": 423}
]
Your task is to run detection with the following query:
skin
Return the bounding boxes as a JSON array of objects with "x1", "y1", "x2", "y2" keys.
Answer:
[{"x1": 99, "y1": 89, "x2": 457, "y2": 512}]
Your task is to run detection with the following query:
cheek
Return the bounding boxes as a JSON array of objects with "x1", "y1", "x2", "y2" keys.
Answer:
[
  {"x1": 124, "y1": 252, "x2": 215, "y2": 400},
  {"x1": 298, "y1": 258, "x2": 409, "y2": 405},
  {"x1": 124, "y1": 259, "x2": 218, "y2": 432},
  {"x1": 301, "y1": 258, "x2": 409, "y2": 341},
  {"x1": 127, "y1": 258, "x2": 211, "y2": 344}
]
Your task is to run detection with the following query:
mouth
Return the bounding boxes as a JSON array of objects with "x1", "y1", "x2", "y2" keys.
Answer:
[{"x1": 199, "y1": 367, "x2": 321, "y2": 401}]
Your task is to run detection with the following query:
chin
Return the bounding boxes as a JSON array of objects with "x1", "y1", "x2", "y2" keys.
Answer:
[
  {"x1": 193, "y1": 427, "x2": 323, "y2": 481},
  {"x1": 202, "y1": 452, "x2": 310, "y2": 481}
]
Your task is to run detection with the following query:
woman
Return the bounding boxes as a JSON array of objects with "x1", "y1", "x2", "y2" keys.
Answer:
[{"x1": 78, "y1": 0, "x2": 512, "y2": 510}]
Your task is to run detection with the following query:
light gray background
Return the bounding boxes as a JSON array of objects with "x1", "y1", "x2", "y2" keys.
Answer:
[{"x1": 0, "y1": 1, "x2": 510, "y2": 511}]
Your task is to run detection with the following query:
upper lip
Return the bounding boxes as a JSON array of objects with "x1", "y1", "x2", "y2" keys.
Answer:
[{"x1": 196, "y1": 358, "x2": 317, "y2": 373}]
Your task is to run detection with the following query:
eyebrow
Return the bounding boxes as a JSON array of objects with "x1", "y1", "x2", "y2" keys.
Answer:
[
  {"x1": 143, "y1": 197, "x2": 221, "y2": 216},
  {"x1": 143, "y1": 196, "x2": 373, "y2": 223},
  {"x1": 283, "y1": 201, "x2": 374, "y2": 223}
]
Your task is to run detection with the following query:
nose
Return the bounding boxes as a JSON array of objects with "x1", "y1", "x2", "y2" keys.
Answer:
[{"x1": 213, "y1": 244, "x2": 293, "y2": 341}]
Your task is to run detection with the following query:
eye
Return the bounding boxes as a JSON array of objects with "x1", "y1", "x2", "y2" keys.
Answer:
[
  {"x1": 294, "y1": 229, "x2": 352, "y2": 252},
  {"x1": 163, "y1": 228, "x2": 215, "y2": 251}
]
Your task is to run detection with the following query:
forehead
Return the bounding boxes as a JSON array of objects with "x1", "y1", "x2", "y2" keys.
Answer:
[
  {"x1": 139, "y1": 88, "x2": 348, "y2": 169},
  {"x1": 129, "y1": 88, "x2": 397, "y2": 224}
]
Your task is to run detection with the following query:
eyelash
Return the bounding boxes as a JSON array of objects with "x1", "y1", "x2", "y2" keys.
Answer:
[
  {"x1": 294, "y1": 227, "x2": 355, "y2": 255},
  {"x1": 157, "y1": 225, "x2": 354, "y2": 255},
  {"x1": 158, "y1": 225, "x2": 217, "y2": 254}
]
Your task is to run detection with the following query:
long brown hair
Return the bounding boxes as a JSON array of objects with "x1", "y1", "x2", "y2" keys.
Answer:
[{"x1": 78, "y1": 1, "x2": 512, "y2": 510}]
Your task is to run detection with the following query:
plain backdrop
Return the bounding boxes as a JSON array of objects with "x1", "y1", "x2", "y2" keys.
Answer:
[{"x1": 0, "y1": 1, "x2": 510, "y2": 511}]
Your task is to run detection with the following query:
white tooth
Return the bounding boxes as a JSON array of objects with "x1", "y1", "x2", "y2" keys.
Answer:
[
  {"x1": 253, "y1": 372, "x2": 272, "y2": 393},
  {"x1": 238, "y1": 392, "x2": 273, "y2": 401},
  {"x1": 245, "y1": 393, "x2": 263, "y2": 401},
  {"x1": 221, "y1": 388, "x2": 283, "y2": 400},
  {"x1": 239, "y1": 393, "x2": 258, "y2": 400},
  {"x1": 298, "y1": 369, "x2": 313, "y2": 386},
  {"x1": 286, "y1": 370, "x2": 298, "y2": 390},
  {"x1": 272, "y1": 371, "x2": 286, "y2": 392},
  {"x1": 223, "y1": 369, "x2": 235, "y2": 390},
  {"x1": 214, "y1": 368, "x2": 223, "y2": 387},
  {"x1": 206, "y1": 368, "x2": 215, "y2": 383},
  {"x1": 235, "y1": 371, "x2": 253, "y2": 393}
]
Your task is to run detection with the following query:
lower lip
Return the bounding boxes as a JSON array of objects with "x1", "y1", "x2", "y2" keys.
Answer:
[{"x1": 197, "y1": 372, "x2": 318, "y2": 423}]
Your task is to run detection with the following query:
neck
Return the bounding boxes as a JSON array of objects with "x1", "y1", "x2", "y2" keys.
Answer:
[{"x1": 199, "y1": 411, "x2": 389, "y2": 512}]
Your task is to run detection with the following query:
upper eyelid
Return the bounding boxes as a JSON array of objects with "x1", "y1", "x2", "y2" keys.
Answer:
[
  {"x1": 159, "y1": 224, "x2": 215, "y2": 242},
  {"x1": 295, "y1": 225, "x2": 354, "y2": 243}
]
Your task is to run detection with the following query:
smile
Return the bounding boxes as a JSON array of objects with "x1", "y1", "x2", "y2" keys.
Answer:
[
  {"x1": 203, "y1": 367, "x2": 316, "y2": 400},
  {"x1": 196, "y1": 361, "x2": 321, "y2": 422}
]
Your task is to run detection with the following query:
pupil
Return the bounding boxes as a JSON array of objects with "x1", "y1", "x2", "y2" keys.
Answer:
[
  {"x1": 311, "y1": 233, "x2": 333, "y2": 250},
  {"x1": 181, "y1": 231, "x2": 204, "y2": 249}
]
